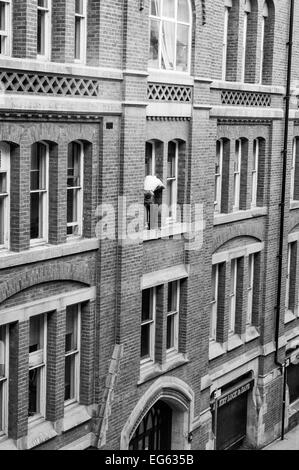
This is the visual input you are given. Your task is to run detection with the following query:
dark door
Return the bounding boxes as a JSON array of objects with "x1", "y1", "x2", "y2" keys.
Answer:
[
  {"x1": 216, "y1": 392, "x2": 248, "y2": 450},
  {"x1": 129, "y1": 400, "x2": 172, "y2": 450}
]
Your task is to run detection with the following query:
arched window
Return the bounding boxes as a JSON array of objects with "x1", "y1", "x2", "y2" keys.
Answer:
[
  {"x1": 251, "y1": 137, "x2": 266, "y2": 208},
  {"x1": 149, "y1": 0, "x2": 192, "y2": 72},
  {"x1": 223, "y1": 0, "x2": 240, "y2": 82},
  {"x1": 215, "y1": 138, "x2": 230, "y2": 214},
  {"x1": 260, "y1": 0, "x2": 275, "y2": 84},
  {"x1": 241, "y1": 0, "x2": 251, "y2": 82},
  {"x1": 233, "y1": 138, "x2": 248, "y2": 211},
  {"x1": 0, "y1": 142, "x2": 10, "y2": 249},
  {"x1": 30, "y1": 142, "x2": 49, "y2": 243}
]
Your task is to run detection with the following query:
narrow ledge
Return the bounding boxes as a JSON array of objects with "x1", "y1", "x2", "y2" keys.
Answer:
[
  {"x1": 214, "y1": 207, "x2": 268, "y2": 225},
  {"x1": 138, "y1": 354, "x2": 189, "y2": 386}
]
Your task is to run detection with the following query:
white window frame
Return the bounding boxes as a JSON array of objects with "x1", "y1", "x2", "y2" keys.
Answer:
[
  {"x1": 145, "y1": 141, "x2": 156, "y2": 177},
  {"x1": 0, "y1": 325, "x2": 9, "y2": 436},
  {"x1": 0, "y1": 142, "x2": 10, "y2": 250},
  {"x1": 64, "y1": 304, "x2": 81, "y2": 406},
  {"x1": 210, "y1": 264, "x2": 219, "y2": 342},
  {"x1": 229, "y1": 259, "x2": 238, "y2": 335},
  {"x1": 28, "y1": 314, "x2": 47, "y2": 423},
  {"x1": 247, "y1": 254, "x2": 255, "y2": 326},
  {"x1": 251, "y1": 138, "x2": 259, "y2": 208},
  {"x1": 166, "y1": 281, "x2": 180, "y2": 354},
  {"x1": 291, "y1": 138, "x2": 297, "y2": 202},
  {"x1": 166, "y1": 140, "x2": 178, "y2": 224},
  {"x1": 74, "y1": 0, "x2": 87, "y2": 64},
  {"x1": 141, "y1": 288, "x2": 156, "y2": 365},
  {"x1": 149, "y1": 0, "x2": 192, "y2": 74},
  {"x1": 37, "y1": 0, "x2": 51, "y2": 61},
  {"x1": 285, "y1": 243, "x2": 297, "y2": 315},
  {"x1": 0, "y1": 0, "x2": 11, "y2": 57},
  {"x1": 222, "y1": 4, "x2": 231, "y2": 81},
  {"x1": 241, "y1": 0, "x2": 251, "y2": 82},
  {"x1": 30, "y1": 142, "x2": 49, "y2": 246},
  {"x1": 67, "y1": 141, "x2": 84, "y2": 238},
  {"x1": 215, "y1": 140, "x2": 223, "y2": 214},
  {"x1": 259, "y1": 1, "x2": 269, "y2": 84},
  {"x1": 233, "y1": 139, "x2": 242, "y2": 211}
]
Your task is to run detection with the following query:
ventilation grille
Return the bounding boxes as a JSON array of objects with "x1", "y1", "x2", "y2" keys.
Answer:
[
  {"x1": 0, "y1": 71, "x2": 100, "y2": 97},
  {"x1": 221, "y1": 90, "x2": 271, "y2": 107},
  {"x1": 148, "y1": 82, "x2": 192, "y2": 103}
]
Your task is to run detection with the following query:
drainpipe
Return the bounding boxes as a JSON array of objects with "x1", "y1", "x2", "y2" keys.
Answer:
[{"x1": 274, "y1": 0, "x2": 294, "y2": 441}]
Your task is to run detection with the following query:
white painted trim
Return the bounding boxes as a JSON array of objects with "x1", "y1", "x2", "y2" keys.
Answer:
[
  {"x1": 0, "y1": 287, "x2": 96, "y2": 326},
  {"x1": 148, "y1": 70, "x2": 194, "y2": 86},
  {"x1": 214, "y1": 206, "x2": 267, "y2": 225},
  {"x1": 141, "y1": 264, "x2": 189, "y2": 290},
  {"x1": 210, "y1": 81, "x2": 284, "y2": 95},
  {"x1": 210, "y1": 106, "x2": 283, "y2": 120},
  {"x1": 60, "y1": 433, "x2": 93, "y2": 450},
  {"x1": 212, "y1": 242, "x2": 264, "y2": 265},
  {"x1": 147, "y1": 102, "x2": 191, "y2": 117}
]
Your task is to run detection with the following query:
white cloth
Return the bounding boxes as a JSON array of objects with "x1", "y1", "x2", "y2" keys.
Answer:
[{"x1": 144, "y1": 175, "x2": 165, "y2": 193}]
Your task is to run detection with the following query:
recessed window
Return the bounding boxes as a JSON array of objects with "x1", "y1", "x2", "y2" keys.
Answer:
[
  {"x1": 291, "y1": 137, "x2": 299, "y2": 202},
  {"x1": 149, "y1": 0, "x2": 192, "y2": 72},
  {"x1": 251, "y1": 139, "x2": 259, "y2": 208},
  {"x1": 141, "y1": 288, "x2": 156, "y2": 363},
  {"x1": 64, "y1": 304, "x2": 81, "y2": 404},
  {"x1": 30, "y1": 142, "x2": 49, "y2": 243},
  {"x1": 29, "y1": 315, "x2": 47, "y2": 420},
  {"x1": 215, "y1": 141, "x2": 223, "y2": 214},
  {"x1": 0, "y1": 143, "x2": 10, "y2": 249},
  {"x1": 229, "y1": 259, "x2": 239, "y2": 335},
  {"x1": 67, "y1": 142, "x2": 83, "y2": 237},
  {"x1": 0, "y1": 325, "x2": 8, "y2": 435},
  {"x1": 167, "y1": 141, "x2": 178, "y2": 222},
  {"x1": 75, "y1": 0, "x2": 87, "y2": 62},
  {"x1": 37, "y1": 0, "x2": 51, "y2": 59},
  {"x1": 241, "y1": 0, "x2": 251, "y2": 82},
  {"x1": 286, "y1": 242, "x2": 297, "y2": 315},
  {"x1": 166, "y1": 281, "x2": 179, "y2": 352},
  {"x1": 0, "y1": 0, "x2": 11, "y2": 56},
  {"x1": 247, "y1": 254, "x2": 255, "y2": 326}
]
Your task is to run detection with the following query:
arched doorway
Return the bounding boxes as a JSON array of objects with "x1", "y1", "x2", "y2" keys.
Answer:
[{"x1": 129, "y1": 400, "x2": 172, "y2": 450}]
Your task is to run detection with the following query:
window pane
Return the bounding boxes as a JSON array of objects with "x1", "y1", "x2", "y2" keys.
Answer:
[
  {"x1": 151, "y1": 0, "x2": 161, "y2": 16},
  {"x1": 166, "y1": 315, "x2": 174, "y2": 350},
  {"x1": 30, "y1": 192, "x2": 43, "y2": 239},
  {"x1": 68, "y1": 144, "x2": 81, "y2": 187},
  {"x1": 167, "y1": 282, "x2": 177, "y2": 312},
  {"x1": 31, "y1": 144, "x2": 46, "y2": 191},
  {"x1": 149, "y1": 19, "x2": 159, "y2": 68},
  {"x1": 145, "y1": 143, "x2": 153, "y2": 177},
  {"x1": 29, "y1": 316, "x2": 43, "y2": 353},
  {"x1": 64, "y1": 354, "x2": 75, "y2": 401},
  {"x1": 176, "y1": 24, "x2": 189, "y2": 71},
  {"x1": 0, "y1": 382, "x2": 3, "y2": 432},
  {"x1": 75, "y1": 17, "x2": 81, "y2": 59},
  {"x1": 142, "y1": 290, "x2": 152, "y2": 322},
  {"x1": 28, "y1": 368, "x2": 40, "y2": 417},
  {"x1": 37, "y1": 10, "x2": 45, "y2": 55},
  {"x1": 178, "y1": 0, "x2": 190, "y2": 22},
  {"x1": 67, "y1": 188, "x2": 78, "y2": 225},
  {"x1": 0, "y1": 173, "x2": 7, "y2": 194},
  {"x1": 0, "y1": 197, "x2": 5, "y2": 245},
  {"x1": 163, "y1": 0, "x2": 175, "y2": 18},
  {"x1": 0, "y1": 3, "x2": 6, "y2": 31},
  {"x1": 75, "y1": 0, "x2": 83, "y2": 14},
  {"x1": 161, "y1": 21, "x2": 175, "y2": 69},
  {"x1": 38, "y1": 0, "x2": 48, "y2": 7},
  {"x1": 65, "y1": 305, "x2": 78, "y2": 353},
  {"x1": 167, "y1": 142, "x2": 176, "y2": 178},
  {"x1": 0, "y1": 326, "x2": 5, "y2": 378},
  {"x1": 141, "y1": 324, "x2": 151, "y2": 359}
]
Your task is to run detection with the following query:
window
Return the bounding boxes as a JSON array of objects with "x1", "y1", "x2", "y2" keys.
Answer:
[
  {"x1": 29, "y1": 315, "x2": 47, "y2": 420},
  {"x1": 141, "y1": 288, "x2": 156, "y2": 363},
  {"x1": 247, "y1": 255, "x2": 255, "y2": 326},
  {"x1": 251, "y1": 139, "x2": 259, "y2": 208},
  {"x1": 30, "y1": 142, "x2": 48, "y2": 243},
  {"x1": 166, "y1": 281, "x2": 179, "y2": 352},
  {"x1": 215, "y1": 140, "x2": 223, "y2": 213},
  {"x1": 65, "y1": 304, "x2": 81, "y2": 404},
  {"x1": 0, "y1": 143, "x2": 10, "y2": 249},
  {"x1": 167, "y1": 141, "x2": 178, "y2": 222},
  {"x1": 75, "y1": 0, "x2": 87, "y2": 62},
  {"x1": 149, "y1": 0, "x2": 192, "y2": 72},
  {"x1": 37, "y1": 0, "x2": 51, "y2": 59},
  {"x1": 145, "y1": 142, "x2": 155, "y2": 177},
  {"x1": 259, "y1": 2, "x2": 268, "y2": 83},
  {"x1": 222, "y1": 3, "x2": 230, "y2": 81},
  {"x1": 291, "y1": 138, "x2": 299, "y2": 202},
  {"x1": 0, "y1": 325, "x2": 8, "y2": 435},
  {"x1": 241, "y1": 0, "x2": 251, "y2": 82},
  {"x1": 286, "y1": 242, "x2": 297, "y2": 315},
  {"x1": 67, "y1": 142, "x2": 83, "y2": 237},
  {"x1": 233, "y1": 140, "x2": 242, "y2": 211},
  {"x1": 260, "y1": 1, "x2": 274, "y2": 85},
  {"x1": 0, "y1": 0, "x2": 11, "y2": 56},
  {"x1": 229, "y1": 259, "x2": 239, "y2": 335},
  {"x1": 210, "y1": 265, "x2": 219, "y2": 341}
]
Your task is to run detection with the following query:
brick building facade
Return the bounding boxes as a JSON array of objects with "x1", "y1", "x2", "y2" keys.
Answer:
[{"x1": 0, "y1": 0, "x2": 298, "y2": 451}]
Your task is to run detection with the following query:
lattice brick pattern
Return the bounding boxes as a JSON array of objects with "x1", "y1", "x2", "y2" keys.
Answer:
[
  {"x1": 148, "y1": 83, "x2": 192, "y2": 103},
  {"x1": 221, "y1": 90, "x2": 271, "y2": 107},
  {"x1": 0, "y1": 71, "x2": 100, "y2": 97}
]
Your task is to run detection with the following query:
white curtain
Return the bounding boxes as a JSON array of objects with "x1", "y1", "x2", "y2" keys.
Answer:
[{"x1": 161, "y1": 21, "x2": 175, "y2": 69}]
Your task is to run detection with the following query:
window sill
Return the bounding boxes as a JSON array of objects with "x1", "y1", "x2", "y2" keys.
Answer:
[
  {"x1": 244, "y1": 326, "x2": 260, "y2": 344},
  {"x1": 285, "y1": 310, "x2": 297, "y2": 325},
  {"x1": 138, "y1": 353, "x2": 189, "y2": 385},
  {"x1": 27, "y1": 418, "x2": 57, "y2": 449},
  {"x1": 214, "y1": 207, "x2": 267, "y2": 226},
  {"x1": 148, "y1": 69, "x2": 193, "y2": 86},
  {"x1": 227, "y1": 334, "x2": 243, "y2": 352},
  {"x1": 290, "y1": 201, "x2": 299, "y2": 211},
  {"x1": 0, "y1": 238, "x2": 99, "y2": 270},
  {"x1": 289, "y1": 398, "x2": 299, "y2": 417},
  {"x1": 0, "y1": 436, "x2": 17, "y2": 450},
  {"x1": 143, "y1": 222, "x2": 189, "y2": 242},
  {"x1": 210, "y1": 80, "x2": 285, "y2": 95},
  {"x1": 209, "y1": 341, "x2": 225, "y2": 361},
  {"x1": 63, "y1": 403, "x2": 91, "y2": 432}
]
